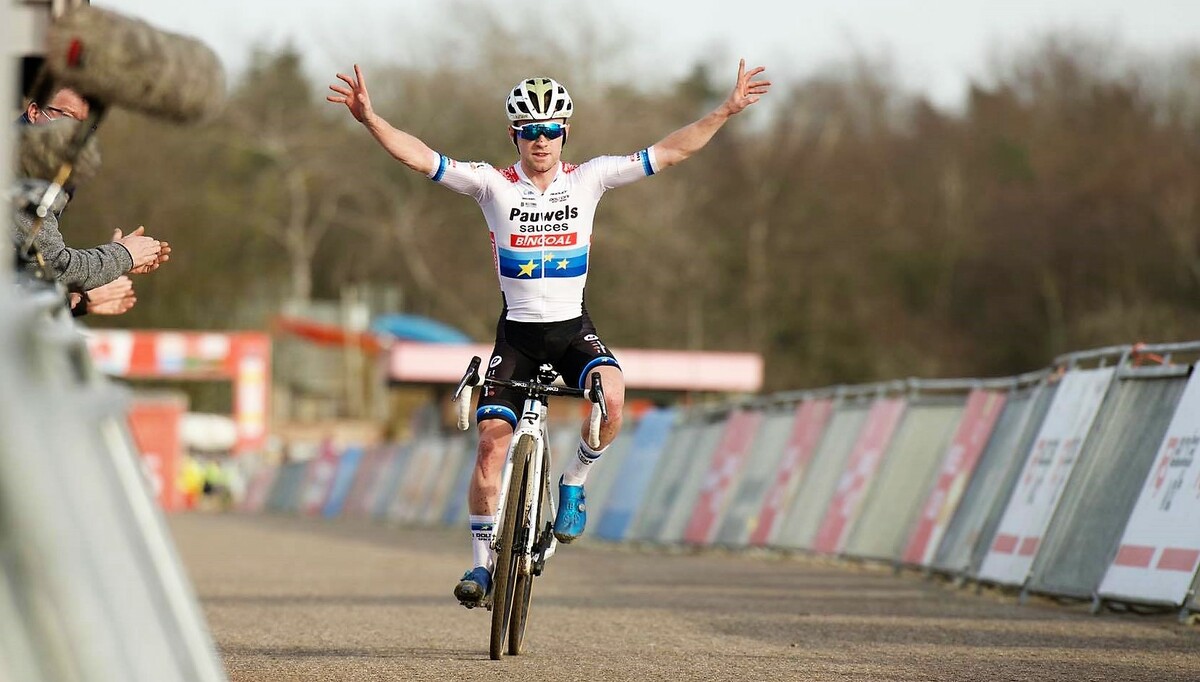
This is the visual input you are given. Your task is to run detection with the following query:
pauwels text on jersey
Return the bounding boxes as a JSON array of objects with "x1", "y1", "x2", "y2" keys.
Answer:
[{"x1": 510, "y1": 206, "x2": 579, "y2": 234}]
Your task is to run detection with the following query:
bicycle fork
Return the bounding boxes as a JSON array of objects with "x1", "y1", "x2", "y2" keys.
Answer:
[
  {"x1": 533, "y1": 448, "x2": 558, "y2": 575},
  {"x1": 491, "y1": 400, "x2": 558, "y2": 579},
  {"x1": 530, "y1": 423, "x2": 559, "y2": 575}
]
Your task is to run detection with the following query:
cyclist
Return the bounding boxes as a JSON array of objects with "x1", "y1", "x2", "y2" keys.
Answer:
[{"x1": 328, "y1": 60, "x2": 770, "y2": 607}]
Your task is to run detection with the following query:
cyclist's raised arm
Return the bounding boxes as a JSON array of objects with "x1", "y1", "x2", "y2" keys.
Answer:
[
  {"x1": 650, "y1": 59, "x2": 771, "y2": 170},
  {"x1": 327, "y1": 64, "x2": 435, "y2": 175}
]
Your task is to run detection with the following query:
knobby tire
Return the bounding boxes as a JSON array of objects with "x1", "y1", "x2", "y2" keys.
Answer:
[
  {"x1": 508, "y1": 440, "x2": 548, "y2": 655},
  {"x1": 489, "y1": 434, "x2": 535, "y2": 660}
]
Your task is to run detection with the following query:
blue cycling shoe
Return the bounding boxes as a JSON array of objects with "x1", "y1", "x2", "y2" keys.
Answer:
[
  {"x1": 553, "y1": 477, "x2": 587, "y2": 543},
  {"x1": 454, "y1": 566, "x2": 492, "y2": 608}
]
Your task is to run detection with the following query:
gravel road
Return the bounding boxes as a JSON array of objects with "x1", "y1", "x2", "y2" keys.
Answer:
[{"x1": 171, "y1": 514, "x2": 1200, "y2": 681}]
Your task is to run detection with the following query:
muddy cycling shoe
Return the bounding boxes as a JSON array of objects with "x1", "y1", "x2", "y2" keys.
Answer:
[
  {"x1": 454, "y1": 566, "x2": 492, "y2": 608},
  {"x1": 553, "y1": 477, "x2": 587, "y2": 543}
]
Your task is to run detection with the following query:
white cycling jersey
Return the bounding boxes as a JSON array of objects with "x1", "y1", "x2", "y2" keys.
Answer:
[{"x1": 427, "y1": 148, "x2": 659, "y2": 323}]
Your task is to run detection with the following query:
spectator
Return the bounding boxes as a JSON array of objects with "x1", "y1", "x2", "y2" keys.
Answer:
[
  {"x1": 12, "y1": 87, "x2": 171, "y2": 298},
  {"x1": 19, "y1": 86, "x2": 89, "y2": 126},
  {"x1": 12, "y1": 188, "x2": 167, "y2": 292}
]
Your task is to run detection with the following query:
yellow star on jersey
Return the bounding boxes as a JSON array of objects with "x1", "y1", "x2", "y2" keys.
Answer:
[
  {"x1": 556, "y1": 258, "x2": 570, "y2": 270},
  {"x1": 518, "y1": 259, "x2": 539, "y2": 277},
  {"x1": 543, "y1": 252, "x2": 556, "y2": 263}
]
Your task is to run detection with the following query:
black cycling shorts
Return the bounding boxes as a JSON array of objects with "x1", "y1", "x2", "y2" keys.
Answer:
[{"x1": 475, "y1": 310, "x2": 619, "y2": 428}]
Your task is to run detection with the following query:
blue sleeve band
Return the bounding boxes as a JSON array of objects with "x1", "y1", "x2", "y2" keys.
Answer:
[
  {"x1": 431, "y1": 154, "x2": 448, "y2": 182},
  {"x1": 640, "y1": 148, "x2": 654, "y2": 176}
]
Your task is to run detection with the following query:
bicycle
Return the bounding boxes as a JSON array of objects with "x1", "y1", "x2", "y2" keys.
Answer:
[{"x1": 452, "y1": 355, "x2": 607, "y2": 660}]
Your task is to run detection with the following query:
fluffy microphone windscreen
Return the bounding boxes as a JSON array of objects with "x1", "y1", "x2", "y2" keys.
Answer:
[
  {"x1": 17, "y1": 120, "x2": 102, "y2": 185},
  {"x1": 45, "y1": 6, "x2": 226, "y2": 124}
]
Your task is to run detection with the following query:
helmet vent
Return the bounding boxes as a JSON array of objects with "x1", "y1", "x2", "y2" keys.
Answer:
[{"x1": 505, "y1": 77, "x2": 574, "y2": 122}]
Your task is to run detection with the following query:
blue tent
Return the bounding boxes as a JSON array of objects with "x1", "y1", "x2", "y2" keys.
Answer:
[{"x1": 370, "y1": 314, "x2": 472, "y2": 344}]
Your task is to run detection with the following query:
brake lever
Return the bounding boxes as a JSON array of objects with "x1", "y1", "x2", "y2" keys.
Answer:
[
  {"x1": 453, "y1": 356, "x2": 482, "y2": 402},
  {"x1": 589, "y1": 372, "x2": 608, "y2": 422}
]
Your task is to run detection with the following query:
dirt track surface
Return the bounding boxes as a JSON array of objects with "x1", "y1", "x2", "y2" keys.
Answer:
[{"x1": 172, "y1": 514, "x2": 1200, "y2": 681}]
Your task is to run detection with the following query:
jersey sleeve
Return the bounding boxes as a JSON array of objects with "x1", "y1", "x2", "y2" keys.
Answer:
[
  {"x1": 576, "y1": 147, "x2": 661, "y2": 192},
  {"x1": 425, "y1": 151, "x2": 499, "y2": 203}
]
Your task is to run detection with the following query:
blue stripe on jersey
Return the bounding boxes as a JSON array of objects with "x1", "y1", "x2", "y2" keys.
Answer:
[
  {"x1": 497, "y1": 245, "x2": 589, "y2": 279},
  {"x1": 640, "y1": 148, "x2": 654, "y2": 176},
  {"x1": 496, "y1": 244, "x2": 588, "y2": 261},
  {"x1": 431, "y1": 154, "x2": 448, "y2": 182},
  {"x1": 476, "y1": 404, "x2": 517, "y2": 426},
  {"x1": 498, "y1": 255, "x2": 588, "y2": 279}
]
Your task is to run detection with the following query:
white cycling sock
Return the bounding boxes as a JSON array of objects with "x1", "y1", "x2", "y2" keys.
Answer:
[
  {"x1": 469, "y1": 515, "x2": 495, "y2": 570},
  {"x1": 561, "y1": 440, "x2": 606, "y2": 487}
]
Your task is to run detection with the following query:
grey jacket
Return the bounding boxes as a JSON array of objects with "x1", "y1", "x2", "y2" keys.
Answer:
[{"x1": 10, "y1": 180, "x2": 133, "y2": 291}]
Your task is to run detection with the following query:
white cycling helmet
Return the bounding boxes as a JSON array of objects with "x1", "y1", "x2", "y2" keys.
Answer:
[{"x1": 506, "y1": 77, "x2": 574, "y2": 122}]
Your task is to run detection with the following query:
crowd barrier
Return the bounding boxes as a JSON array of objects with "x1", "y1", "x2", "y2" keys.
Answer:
[
  {"x1": 744, "y1": 396, "x2": 834, "y2": 547},
  {"x1": 931, "y1": 375, "x2": 1054, "y2": 578},
  {"x1": 0, "y1": 290, "x2": 226, "y2": 682},
  {"x1": 977, "y1": 365, "x2": 1117, "y2": 587},
  {"x1": 844, "y1": 383, "x2": 966, "y2": 562},
  {"x1": 244, "y1": 341, "x2": 1200, "y2": 622},
  {"x1": 714, "y1": 400, "x2": 803, "y2": 547},
  {"x1": 1027, "y1": 361, "x2": 1188, "y2": 604},
  {"x1": 775, "y1": 393, "x2": 872, "y2": 550},
  {"x1": 596, "y1": 408, "x2": 676, "y2": 541}
]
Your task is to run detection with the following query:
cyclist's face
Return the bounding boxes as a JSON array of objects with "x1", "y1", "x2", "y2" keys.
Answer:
[
  {"x1": 27, "y1": 88, "x2": 89, "y2": 124},
  {"x1": 511, "y1": 118, "x2": 568, "y2": 173}
]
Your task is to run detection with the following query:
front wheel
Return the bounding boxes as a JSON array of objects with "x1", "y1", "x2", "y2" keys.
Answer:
[
  {"x1": 510, "y1": 436, "x2": 553, "y2": 654},
  {"x1": 507, "y1": 564, "x2": 533, "y2": 655},
  {"x1": 509, "y1": 483, "x2": 545, "y2": 653},
  {"x1": 489, "y1": 434, "x2": 535, "y2": 660}
]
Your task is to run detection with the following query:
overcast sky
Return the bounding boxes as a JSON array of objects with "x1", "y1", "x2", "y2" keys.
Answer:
[{"x1": 96, "y1": 0, "x2": 1199, "y2": 108}]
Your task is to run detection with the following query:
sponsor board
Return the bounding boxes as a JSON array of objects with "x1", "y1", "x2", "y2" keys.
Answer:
[
  {"x1": 903, "y1": 390, "x2": 1008, "y2": 566},
  {"x1": 977, "y1": 368, "x2": 1115, "y2": 586},
  {"x1": 749, "y1": 399, "x2": 835, "y2": 546},
  {"x1": 1099, "y1": 370, "x2": 1200, "y2": 605},
  {"x1": 811, "y1": 398, "x2": 907, "y2": 554},
  {"x1": 683, "y1": 411, "x2": 764, "y2": 545}
]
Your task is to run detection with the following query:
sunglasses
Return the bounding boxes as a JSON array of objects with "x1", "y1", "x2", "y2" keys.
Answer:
[
  {"x1": 511, "y1": 122, "x2": 567, "y2": 141},
  {"x1": 39, "y1": 106, "x2": 78, "y2": 121}
]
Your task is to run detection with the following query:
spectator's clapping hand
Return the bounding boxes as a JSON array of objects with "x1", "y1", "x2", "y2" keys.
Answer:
[
  {"x1": 112, "y1": 226, "x2": 168, "y2": 274},
  {"x1": 144, "y1": 239, "x2": 171, "y2": 272},
  {"x1": 86, "y1": 275, "x2": 136, "y2": 315}
]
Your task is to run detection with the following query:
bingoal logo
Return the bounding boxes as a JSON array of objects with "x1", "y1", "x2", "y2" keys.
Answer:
[{"x1": 510, "y1": 233, "x2": 578, "y2": 248}]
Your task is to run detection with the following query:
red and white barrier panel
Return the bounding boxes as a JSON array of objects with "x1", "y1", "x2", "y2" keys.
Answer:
[
  {"x1": 684, "y1": 410, "x2": 763, "y2": 545},
  {"x1": 1098, "y1": 370, "x2": 1200, "y2": 606},
  {"x1": 977, "y1": 368, "x2": 1114, "y2": 586},
  {"x1": 903, "y1": 389, "x2": 1008, "y2": 566},
  {"x1": 811, "y1": 398, "x2": 907, "y2": 555},
  {"x1": 749, "y1": 399, "x2": 835, "y2": 547}
]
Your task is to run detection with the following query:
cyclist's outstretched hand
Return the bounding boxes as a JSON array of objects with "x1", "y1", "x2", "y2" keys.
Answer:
[
  {"x1": 327, "y1": 64, "x2": 374, "y2": 123},
  {"x1": 721, "y1": 59, "x2": 771, "y2": 117}
]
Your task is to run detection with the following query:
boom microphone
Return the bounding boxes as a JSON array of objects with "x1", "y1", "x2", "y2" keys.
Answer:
[
  {"x1": 44, "y1": 5, "x2": 226, "y2": 124},
  {"x1": 17, "y1": 120, "x2": 102, "y2": 186}
]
